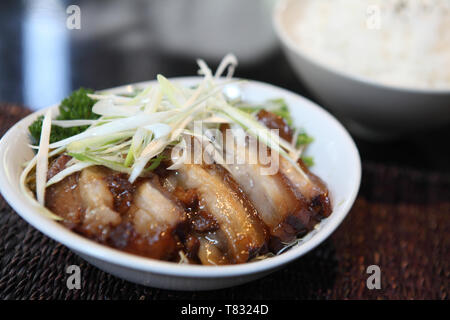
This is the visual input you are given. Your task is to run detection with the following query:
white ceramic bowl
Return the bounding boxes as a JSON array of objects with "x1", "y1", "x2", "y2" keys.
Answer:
[
  {"x1": 0, "y1": 78, "x2": 361, "y2": 290},
  {"x1": 273, "y1": 0, "x2": 450, "y2": 140}
]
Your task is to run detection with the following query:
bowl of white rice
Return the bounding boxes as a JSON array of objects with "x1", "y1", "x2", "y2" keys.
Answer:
[{"x1": 274, "y1": 0, "x2": 450, "y2": 139}]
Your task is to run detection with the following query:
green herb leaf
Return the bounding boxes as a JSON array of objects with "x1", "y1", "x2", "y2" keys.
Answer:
[
  {"x1": 296, "y1": 133, "x2": 314, "y2": 147},
  {"x1": 301, "y1": 156, "x2": 314, "y2": 167},
  {"x1": 28, "y1": 88, "x2": 99, "y2": 145}
]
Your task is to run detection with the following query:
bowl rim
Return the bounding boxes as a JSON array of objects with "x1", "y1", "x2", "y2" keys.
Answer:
[
  {"x1": 273, "y1": 0, "x2": 450, "y2": 96},
  {"x1": 0, "y1": 77, "x2": 361, "y2": 278}
]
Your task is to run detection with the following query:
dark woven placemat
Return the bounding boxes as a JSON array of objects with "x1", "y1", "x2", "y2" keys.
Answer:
[{"x1": 0, "y1": 103, "x2": 449, "y2": 300}]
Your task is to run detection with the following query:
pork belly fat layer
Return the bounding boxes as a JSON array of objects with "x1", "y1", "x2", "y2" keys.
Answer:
[
  {"x1": 176, "y1": 164, "x2": 268, "y2": 264},
  {"x1": 255, "y1": 109, "x2": 332, "y2": 219},
  {"x1": 131, "y1": 180, "x2": 184, "y2": 235},
  {"x1": 79, "y1": 167, "x2": 121, "y2": 234},
  {"x1": 223, "y1": 129, "x2": 331, "y2": 246},
  {"x1": 109, "y1": 178, "x2": 185, "y2": 260},
  {"x1": 224, "y1": 136, "x2": 307, "y2": 242}
]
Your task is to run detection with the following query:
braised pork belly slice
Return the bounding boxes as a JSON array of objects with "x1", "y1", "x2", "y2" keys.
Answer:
[
  {"x1": 78, "y1": 167, "x2": 122, "y2": 237},
  {"x1": 120, "y1": 178, "x2": 186, "y2": 260},
  {"x1": 175, "y1": 164, "x2": 268, "y2": 264},
  {"x1": 223, "y1": 129, "x2": 331, "y2": 249},
  {"x1": 45, "y1": 172, "x2": 83, "y2": 227},
  {"x1": 224, "y1": 135, "x2": 309, "y2": 244},
  {"x1": 46, "y1": 166, "x2": 122, "y2": 241},
  {"x1": 255, "y1": 109, "x2": 332, "y2": 221},
  {"x1": 197, "y1": 233, "x2": 230, "y2": 265},
  {"x1": 45, "y1": 162, "x2": 184, "y2": 260},
  {"x1": 225, "y1": 161, "x2": 306, "y2": 243},
  {"x1": 130, "y1": 179, "x2": 183, "y2": 235},
  {"x1": 278, "y1": 156, "x2": 331, "y2": 220},
  {"x1": 45, "y1": 164, "x2": 121, "y2": 234},
  {"x1": 45, "y1": 155, "x2": 83, "y2": 226}
]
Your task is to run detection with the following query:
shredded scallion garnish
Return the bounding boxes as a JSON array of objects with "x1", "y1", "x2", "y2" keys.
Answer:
[{"x1": 21, "y1": 54, "x2": 314, "y2": 219}]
